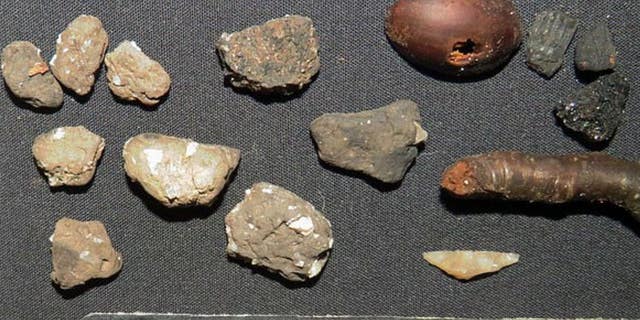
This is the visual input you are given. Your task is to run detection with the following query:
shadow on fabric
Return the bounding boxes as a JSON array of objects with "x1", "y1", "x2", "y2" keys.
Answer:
[{"x1": 440, "y1": 190, "x2": 640, "y2": 237}]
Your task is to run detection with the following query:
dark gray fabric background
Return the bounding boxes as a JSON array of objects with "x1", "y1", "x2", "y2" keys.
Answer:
[{"x1": 0, "y1": 0, "x2": 638, "y2": 319}]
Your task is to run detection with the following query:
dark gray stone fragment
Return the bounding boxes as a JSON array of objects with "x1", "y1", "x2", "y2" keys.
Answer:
[
  {"x1": 215, "y1": 15, "x2": 320, "y2": 95},
  {"x1": 526, "y1": 11, "x2": 578, "y2": 78},
  {"x1": 575, "y1": 23, "x2": 616, "y2": 72},
  {"x1": 225, "y1": 182, "x2": 333, "y2": 282},
  {"x1": 1, "y1": 41, "x2": 63, "y2": 108},
  {"x1": 310, "y1": 100, "x2": 427, "y2": 184},
  {"x1": 555, "y1": 72, "x2": 630, "y2": 142}
]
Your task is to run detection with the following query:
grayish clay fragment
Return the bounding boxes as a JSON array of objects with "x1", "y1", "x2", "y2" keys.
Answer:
[
  {"x1": 32, "y1": 126, "x2": 105, "y2": 187},
  {"x1": 50, "y1": 15, "x2": 109, "y2": 95},
  {"x1": 105, "y1": 41, "x2": 171, "y2": 106},
  {"x1": 50, "y1": 218, "x2": 122, "y2": 289},
  {"x1": 216, "y1": 15, "x2": 320, "y2": 95},
  {"x1": 123, "y1": 133, "x2": 240, "y2": 207},
  {"x1": 310, "y1": 100, "x2": 427, "y2": 183},
  {"x1": 423, "y1": 250, "x2": 519, "y2": 280},
  {"x1": 1, "y1": 41, "x2": 63, "y2": 108},
  {"x1": 225, "y1": 182, "x2": 333, "y2": 282},
  {"x1": 526, "y1": 11, "x2": 578, "y2": 78}
]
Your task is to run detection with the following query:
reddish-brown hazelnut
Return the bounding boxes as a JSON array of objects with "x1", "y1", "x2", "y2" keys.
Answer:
[{"x1": 385, "y1": 0, "x2": 522, "y2": 77}]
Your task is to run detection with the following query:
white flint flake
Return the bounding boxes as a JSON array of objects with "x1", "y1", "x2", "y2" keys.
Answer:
[
  {"x1": 52, "y1": 128, "x2": 65, "y2": 140},
  {"x1": 287, "y1": 216, "x2": 314, "y2": 235},
  {"x1": 308, "y1": 259, "x2": 323, "y2": 278},
  {"x1": 423, "y1": 250, "x2": 520, "y2": 280},
  {"x1": 130, "y1": 41, "x2": 142, "y2": 51},
  {"x1": 82, "y1": 39, "x2": 92, "y2": 51},
  {"x1": 143, "y1": 148, "x2": 164, "y2": 175},
  {"x1": 185, "y1": 142, "x2": 199, "y2": 157},
  {"x1": 112, "y1": 75, "x2": 121, "y2": 86},
  {"x1": 79, "y1": 250, "x2": 90, "y2": 260}
]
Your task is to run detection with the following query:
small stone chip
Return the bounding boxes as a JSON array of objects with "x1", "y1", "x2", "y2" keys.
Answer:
[
  {"x1": 423, "y1": 250, "x2": 519, "y2": 281},
  {"x1": 555, "y1": 72, "x2": 630, "y2": 142},
  {"x1": 216, "y1": 15, "x2": 320, "y2": 95},
  {"x1": 225, "y1": 182, "x2": 333, "y2": 282},
  {"x1": 1, "y1": 41, "x2": 63, "y2": 108},
  {"x1": 310, "y1": 100, "x2": 427, "y2": 184},
  {"x1": 526, "y1": 11, "x2": 578, "y2": 78},
  {"x1": 575, "y1": 23, "x2": 617, "y2": 72},
  {"x1": 123, "y1": 133, "x2": 240, "y2": 207},
  {"x1": 105, "y1": 41, "x2": 171, "y2": 106},
  {"x1": 50, "y1": 218, "x2": 123, "y2": 289},
  {"x1": 32, "y1": 126, "x2": 105, "y2": 187},
  {"x1": 50, "y1": 15, "x2": 109, "y2": 95}
]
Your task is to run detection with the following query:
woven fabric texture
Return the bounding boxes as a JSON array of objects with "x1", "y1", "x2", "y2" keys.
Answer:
[{"x1": 0, "y1": 1, "x2": 638, "y2": 319}]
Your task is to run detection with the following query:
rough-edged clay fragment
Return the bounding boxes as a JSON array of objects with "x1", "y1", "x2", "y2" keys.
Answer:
[
  {"x1": 50, "y1": 218, "x2": 122, "y2": 289},
  {"x1": 50, "y1": 15, "x2": 108, "y2": 95},
  {"x1": 555, "y1": 72, "x2": 630, "y2": 142},
  {"x1": 575, "y1": 23, "x2": 616, "y2": 72},
  {"x1": 216, "y1": 15, "x2": 320, "y2": 95},
  {"x1": 32, "y1": 126, "x2": 105, "y2": 187},
  {"x1": 526, "y1": 11, "x2": 578, "y2": 78},
  {"x1": 423, "y1": 250, "x2": 519, "y2": 280},
  {"x1": 1, "y1": 41, "x2": 63, "y2": 108},
  {"x1": 105, "y1": 41, "x2": 171, "y2": 106},
  {"x1": 225, "y1": 182, "x2": 333, "y2": 282},
  {"x1": 310, "y1": 100, "x2": 427, "y2": 184},
  {"x1": 123, "y1": 133, "x2": 240, "y2": 207}
]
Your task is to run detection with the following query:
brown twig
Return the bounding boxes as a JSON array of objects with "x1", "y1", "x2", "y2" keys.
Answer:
[{"x1": 441, "y1": 151, "x2": 640, "y2": 222}]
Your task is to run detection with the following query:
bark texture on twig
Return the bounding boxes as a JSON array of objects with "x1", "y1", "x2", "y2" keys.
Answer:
[{"x1": 441, "y1": 151, "x2": 640, "y2": 222}]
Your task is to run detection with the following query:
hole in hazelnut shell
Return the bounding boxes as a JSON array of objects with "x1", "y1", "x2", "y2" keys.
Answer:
[
  {"x1": 453, "y1": 39, "x2": 476, "y2": 54},
  {"x1": 448, "y1": 39, "x2": 479, "y2": 66}
]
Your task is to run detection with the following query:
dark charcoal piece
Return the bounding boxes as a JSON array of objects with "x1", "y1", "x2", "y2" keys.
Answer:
[
  {"x1": 215, "y1": 15, "x2": 320, "y2": 95},
  {"x1": 555, "y1": 72, "x2": 630, "y2": 142},
  {"x1": 575, "y1": 23, "x2": 616, "y2": 72},
  {"x1": 526, "y1": 11, "x2": 578, "y2": 78},
  {"x1": 310, "y1": 100, "x2": 427, "y2": 184}
]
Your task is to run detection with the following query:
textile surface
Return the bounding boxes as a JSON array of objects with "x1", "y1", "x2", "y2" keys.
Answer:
[{"x1": 0, "y1": 1, "x2": 638, "y2": 319}]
